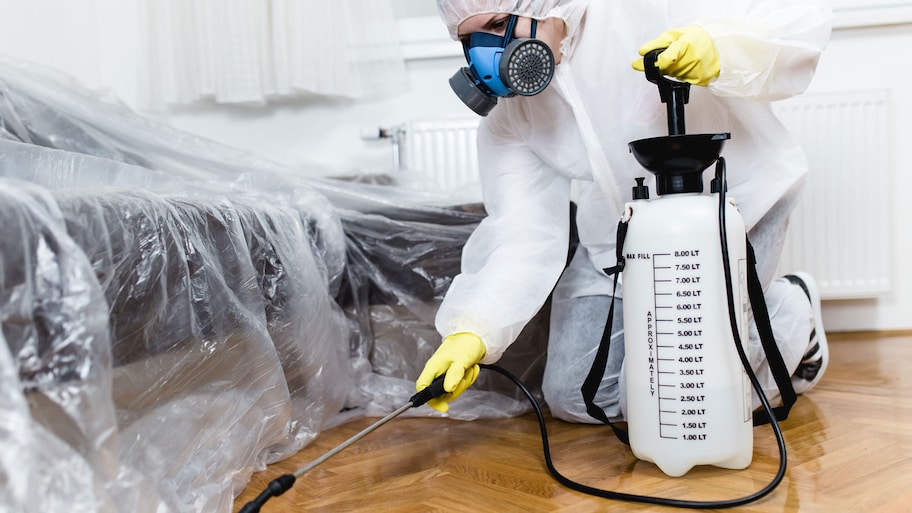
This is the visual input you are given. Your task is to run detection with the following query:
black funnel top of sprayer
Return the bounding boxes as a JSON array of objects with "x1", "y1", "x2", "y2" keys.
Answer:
[{"x1": 628, "y1": 49, "x2": 730, "y2": 196}]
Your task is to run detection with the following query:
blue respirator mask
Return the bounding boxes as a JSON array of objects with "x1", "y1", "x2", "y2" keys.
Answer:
[{"x1": 449, "y1": 15, "x2": 555, "y2": 116}]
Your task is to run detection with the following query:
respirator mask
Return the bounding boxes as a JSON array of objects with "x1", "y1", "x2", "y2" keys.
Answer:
[{"x1": 449, "y1": 15, "x2": 555, "y2": 116}]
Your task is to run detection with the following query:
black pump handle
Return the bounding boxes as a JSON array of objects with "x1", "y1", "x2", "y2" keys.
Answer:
[{"x1": 643, "y1": 48, "x2": 690, "y2": 136}]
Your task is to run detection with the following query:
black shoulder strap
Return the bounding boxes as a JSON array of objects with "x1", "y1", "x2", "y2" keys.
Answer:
[
  {"x1": 746, "y1": 239, "x2": 797, "y2": 426},
  {"x1": 580, "y1": 221, "x2": 629, "y2": 444},
  {"x1": 580, "y1": 272, "x2": 629, "y2": 444}
]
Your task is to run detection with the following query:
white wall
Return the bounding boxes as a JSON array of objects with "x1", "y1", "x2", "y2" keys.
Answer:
[
  {"x1": 160, "y1": 55, "x2": 468, "y2": 175},
  {"x1": 0, "y1": 2, "x2": 909, "y2": 333},
  {"x1": 0, "y1": 0, "x2": 142, "y2": 104},
  {"x1": 0, "y1": 1, "x2": 103, "y2": 85},
  {"x1": 391, "y1": 0, "x2": 438, "y2": 18},
  {"x1": 803, "y1": 16, "x2": 912, "y2": 333}
]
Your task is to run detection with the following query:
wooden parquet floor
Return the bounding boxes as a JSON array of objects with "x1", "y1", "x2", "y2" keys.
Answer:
[{"x1": 235, "y1": 333, "x2": 912, "y2": 512}]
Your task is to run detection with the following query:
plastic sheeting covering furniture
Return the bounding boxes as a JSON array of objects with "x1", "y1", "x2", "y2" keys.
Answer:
[{"x1": 0, "y1": 57, "x2": 550, "y2": 513}]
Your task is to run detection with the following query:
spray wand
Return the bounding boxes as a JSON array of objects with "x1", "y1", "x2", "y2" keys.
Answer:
[{"x1": 238, "y1": 375, "x2": 448, "y2": 513}]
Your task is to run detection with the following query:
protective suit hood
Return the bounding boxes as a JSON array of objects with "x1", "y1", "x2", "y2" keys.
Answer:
[{"x1": 436, "y1": 0, "x2": 586, "y2": 58}]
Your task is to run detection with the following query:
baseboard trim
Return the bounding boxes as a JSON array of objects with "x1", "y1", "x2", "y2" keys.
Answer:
[{"x1": 828, "y1": 329, "x2": 912, "y2": 341}]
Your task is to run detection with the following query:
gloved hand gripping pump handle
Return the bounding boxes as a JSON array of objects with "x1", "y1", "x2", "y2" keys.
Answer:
[{"x1": 238, "y1": 376, "x2": 448, "y2": 513}]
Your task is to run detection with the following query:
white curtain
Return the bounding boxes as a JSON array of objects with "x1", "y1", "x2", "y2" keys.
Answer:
[{"x1": 142, "y1": 0, "x2": 408, "y2": 106}]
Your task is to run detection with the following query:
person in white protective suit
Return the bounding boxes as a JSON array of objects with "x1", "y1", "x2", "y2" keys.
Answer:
[{"x1": 416, "y1": 0, "x2": 833, "y2": 422}]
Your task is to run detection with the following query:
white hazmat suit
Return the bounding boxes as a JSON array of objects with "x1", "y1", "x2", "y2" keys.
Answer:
[{"x1": 432, "y1": 0, "x2": 833, "y2": 421}]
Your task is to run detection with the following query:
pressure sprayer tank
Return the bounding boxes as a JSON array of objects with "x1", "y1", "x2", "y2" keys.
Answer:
[
  {"x1": 620, "y1": 51, "x2": 752, "y2": 477},
  {"x1": 621, "y1": 181, "x2": 752, "y2": 477}
]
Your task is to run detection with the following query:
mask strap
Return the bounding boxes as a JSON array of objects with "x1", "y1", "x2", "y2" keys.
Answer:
[
  {"x1": 503, "y1": 15, "x2": 519, "y2": 46},
  {"x1": 504, "y1": 15, "x2": 539, "y2": 41}
]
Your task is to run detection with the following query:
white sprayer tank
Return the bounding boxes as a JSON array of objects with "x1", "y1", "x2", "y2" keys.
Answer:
[{"x1": 621, "y1": 192, "x2": 752, "y2": 477}]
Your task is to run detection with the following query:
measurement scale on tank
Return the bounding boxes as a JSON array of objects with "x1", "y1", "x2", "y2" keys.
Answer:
[{"x1": 652, "y1": 250, "x2": 708, "y2": 442}]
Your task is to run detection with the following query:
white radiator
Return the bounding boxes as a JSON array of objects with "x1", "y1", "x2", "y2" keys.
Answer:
[
  {"x1": 400, "y1": 91, "x2": 893, "y2": 300},
  {"x1": 772, "y1": 90, "x2": 893, "y2": 299},
  {"x1": 401, "y1": 117, "x2": 480, "y2": 193}
]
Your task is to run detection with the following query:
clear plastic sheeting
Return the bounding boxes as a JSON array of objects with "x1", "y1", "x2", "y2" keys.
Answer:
[
  {"x1": 0, "y1": 180, "x2": 132, "y2": 513},
  {"x1": 322, "y1": 180, "x2": 550, "y2": 421},
  {"x1": 0, "y1": 56, "x2": 549, "y2": 513}
]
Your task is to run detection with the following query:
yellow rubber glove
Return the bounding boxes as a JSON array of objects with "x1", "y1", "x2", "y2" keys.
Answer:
[
  {"x1": 415, "y1": 332, "x2": 487, "y2": 413},
  {"x1": 632, "y1": 25, "x2": 720, "y2": 86}
]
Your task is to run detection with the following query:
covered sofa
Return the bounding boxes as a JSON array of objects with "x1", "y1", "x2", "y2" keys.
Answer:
[{"x1": 0, "y1": 57, "x2": 549, "y2": 513}]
